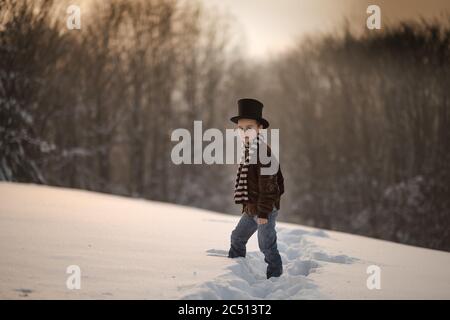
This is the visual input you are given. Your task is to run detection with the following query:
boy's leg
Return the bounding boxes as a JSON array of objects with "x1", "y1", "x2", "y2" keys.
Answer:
[
  {"x1": 228, "y1": 213, "x2": 258, "y2": 258},
  {"x1": 257, "y1": 208, "x2": 283, "y2": 279}
]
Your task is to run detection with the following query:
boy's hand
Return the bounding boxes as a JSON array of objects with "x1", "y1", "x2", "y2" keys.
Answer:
[{"x1": 257, "y1": 218, "x2": 268, "y2": 225}]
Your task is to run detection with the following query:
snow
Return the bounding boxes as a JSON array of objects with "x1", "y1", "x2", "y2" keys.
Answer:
[{"x1": 0, "y1": 181, "x2": 449, "y2": 299}]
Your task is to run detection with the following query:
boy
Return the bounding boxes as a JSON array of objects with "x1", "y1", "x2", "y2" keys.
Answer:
[{"x1": 228, "y1": 98, "x2": 285, "y2": 279}]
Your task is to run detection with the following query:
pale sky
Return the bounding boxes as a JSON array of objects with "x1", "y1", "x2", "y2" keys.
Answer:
[{"x1": 201, "y1": 0, "x2": 450, "y2": 59}]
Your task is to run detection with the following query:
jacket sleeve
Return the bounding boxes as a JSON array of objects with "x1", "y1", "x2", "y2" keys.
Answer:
[
  {"x1": 256, "y1": 155, "x2": 280, "y2": 219},
  {"x1": 277, "y1": 164, "x2": 285, "y2": 196}
]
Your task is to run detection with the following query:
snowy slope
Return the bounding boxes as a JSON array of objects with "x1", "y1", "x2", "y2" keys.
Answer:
[{"x1": 0, "y1": 182, "x2": 449, "y2": 299}]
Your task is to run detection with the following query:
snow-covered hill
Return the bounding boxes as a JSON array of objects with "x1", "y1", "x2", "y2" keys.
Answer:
[{"x1": 0, "y1": 182, "x2": 449, "y2": 299}]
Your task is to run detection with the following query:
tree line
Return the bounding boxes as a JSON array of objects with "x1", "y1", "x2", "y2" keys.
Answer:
[{"x1": 1, "y1": 0, "x2": 449, "y2": 251}]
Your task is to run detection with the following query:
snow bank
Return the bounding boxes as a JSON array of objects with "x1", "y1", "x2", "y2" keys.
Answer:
[{"x1": 0, "y1": 182, "x2": 449, "y2": 299}]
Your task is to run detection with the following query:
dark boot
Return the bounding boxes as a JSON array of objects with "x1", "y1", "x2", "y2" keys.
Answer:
[
  {"x1": 228, "y1": 243, "x2": 246, "y2": 258},
  {"x1": 266, "y1": 266, "x2": 283, "y2": 279}
]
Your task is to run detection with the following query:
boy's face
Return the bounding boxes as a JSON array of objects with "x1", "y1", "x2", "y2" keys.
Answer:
[{"x1": 237, "y1": 118, "x2": 262, "y2": 144}]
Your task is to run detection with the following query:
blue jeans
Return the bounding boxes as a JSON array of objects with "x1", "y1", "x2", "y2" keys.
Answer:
[{"x1": 228, "y1": 207, "x2": 283, "y2": 279}]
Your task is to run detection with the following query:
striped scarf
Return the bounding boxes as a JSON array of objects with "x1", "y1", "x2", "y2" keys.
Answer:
[{"x1": 234, "y1": 133, "x2": 263, "y2": 204}]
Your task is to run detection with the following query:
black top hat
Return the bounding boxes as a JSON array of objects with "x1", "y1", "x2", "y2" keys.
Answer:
[{"x1": 230, "y1": 98, "x2": 269, "y2": 129}]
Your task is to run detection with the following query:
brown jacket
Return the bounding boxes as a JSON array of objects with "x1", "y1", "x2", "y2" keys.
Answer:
[{"x1": 241, "y1": 142, "x2": 284, "y2": 219}]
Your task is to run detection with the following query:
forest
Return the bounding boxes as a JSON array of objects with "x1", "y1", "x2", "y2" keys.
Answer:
[{"x1": 1, "y1": 0, "x2": 449, "y2": 251}]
